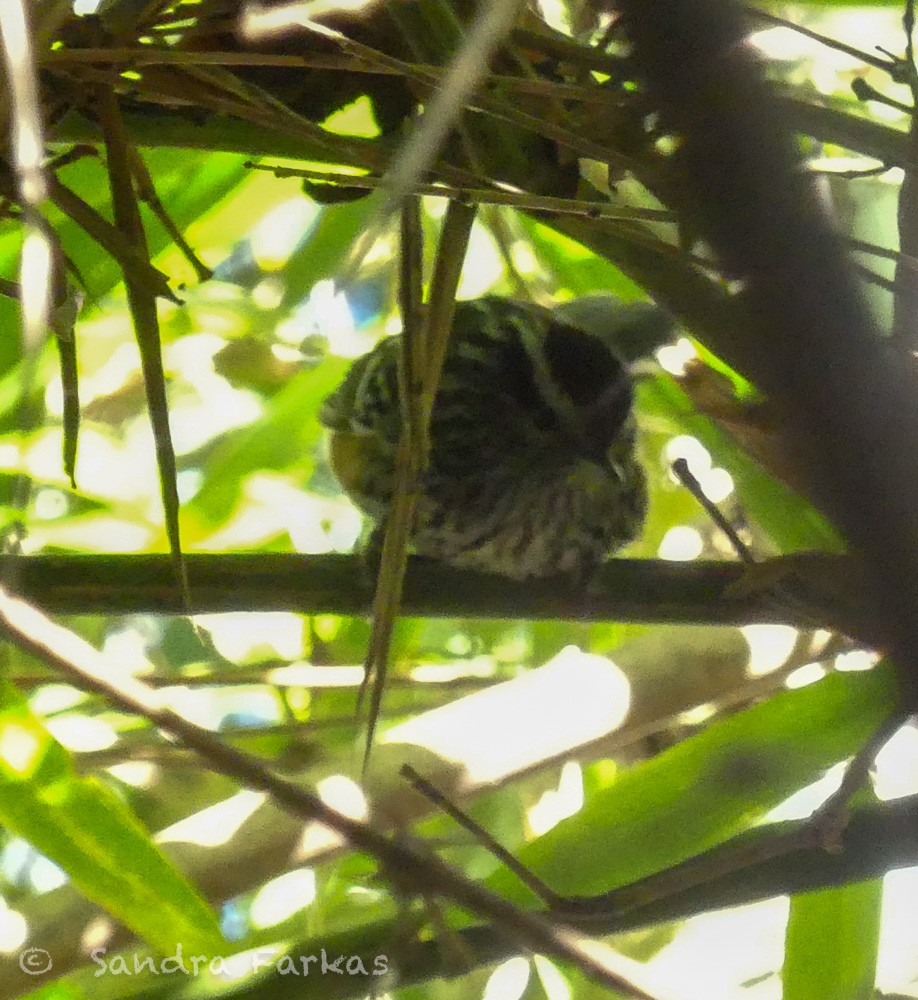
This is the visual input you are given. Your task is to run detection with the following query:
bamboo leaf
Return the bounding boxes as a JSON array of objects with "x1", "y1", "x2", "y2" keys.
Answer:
[
  {"x1": 489, "y1": 663, "x2": 897, "y2": 901},
  {"x1": 0, "y1": 682, "x2": 223, "y2": 957},
  {"x1": 783, "y1": 880, "x2": 883, "y2": 1000}
]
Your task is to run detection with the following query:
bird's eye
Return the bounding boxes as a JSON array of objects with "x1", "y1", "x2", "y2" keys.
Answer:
[{"x1": 542, "y1": 322, "x2": 627, "y2": 411}]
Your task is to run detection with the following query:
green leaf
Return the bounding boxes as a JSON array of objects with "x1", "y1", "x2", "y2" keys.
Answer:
[
  {"x1": 0, "y1": 682, "x2": 223, "y2": 957},
  {"x1": 783, "y1": 880, "x2": 882, "y2": 1000},
  {"x1": 278, "y1": 198, "x2": 378, "y2": 313},
  {"x1": 489, "y1": 664, "x2": 897, "y2": 901},
  {"x1": 190, "y1": 357, "x2": 350, "y2": 523},
  {"x1": 517, "y1": 216, "x2": 646, "y2": 300}
]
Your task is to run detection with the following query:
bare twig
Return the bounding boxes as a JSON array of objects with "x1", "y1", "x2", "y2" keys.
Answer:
[
  {"x1": 129, "y1": 149, "x2": 213, "y2": 284},
  {"x1": 246, "y1": 161, "x2": 676, "y2": 221},
  {"x1": 401, "y1": 764, "x2": 564, "y2": 908},
  {"x1": 671, "y1": 457, "x2": 756, "y2": 564},
  {"x1": 746, "y1": 7, "x2": 899, "y2": 75}
]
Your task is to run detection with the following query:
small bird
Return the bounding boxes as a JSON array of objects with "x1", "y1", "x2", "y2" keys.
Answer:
[{"x1": 320, "y1": 295, "x2": 673, "y2": 580}]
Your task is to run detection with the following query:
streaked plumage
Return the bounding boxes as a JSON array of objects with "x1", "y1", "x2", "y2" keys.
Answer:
[{"x1": 320, "y1": 296, "x2": 668, "y2": 579}]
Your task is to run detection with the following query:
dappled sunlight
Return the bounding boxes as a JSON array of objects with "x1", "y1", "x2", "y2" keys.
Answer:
[
  {"x1": 484, "y1": 956, "x2": 530, "y2": 1000},
  {"x1": 697, "y1": 467, "x2": 734, "y2": 503},
  {"x1": 22, "y1": 856, "x2": 66, "y2": 894},
  {"x1": 44, "y1": 715, "x2": 117, "y2": 753},
  {"x1": 784, "y1": 662, "x2": 826, "y2": 689},
  {"x1": 251, "y1": 277, "x2": 285, "y2": 310},
  {"x1": 0, "y1": 2, "x2": 909, "y2": 994},
  {"x1": 665, "y1": 435, "x2": 714, "y2": 485},
  {"x1": 879, "y1": 868, "x2": 918, "y2": 992},
  {"x1": 28, "y1": 685, "x2": 84, "y2": 716},
  {"x1": 22, "y1": 514, "x2": 155, "y2": 553},
  {"x1": 294, "y1": 823, "x2": 345, "y2": 860},
  {"x1": 160, "y1": 684, "x2": 282, "y2": 731},
  {"x1": 656, "y1": 338, "x2": 697, "y2": 376},
  {"x1": 100, "y1": 624, "x2": 157, "y2": 676},
  {"x1": 195, "y1": 490, "x2": 300, "y2": 550},
  {"x1": 0, "y1": 905, "x2": 27, "y2": 955},
  {"x1": 301, "y1": 280, "x2": 362, "y2": 355},
  {"x1": 741, "y1": 624, "x2": 799, "y2": 677},
  {"x1": 658, "y1": 525, "x2": 703, "y2": 561},
  {"x1": 456, "y1": 222, "x2": 504, "y2": 300},
  {"x1": 268, "y1": 663, "x2": 364, "y2": 687},
  {"x1": 1, "y1": 839, "x2": 66, "y2": 894},
  {"x1": 159, "y1": 791, "x2": 268, "y2": 848},
  {"x1": 322, "y1": 96, "x2": 381, "y2": 139},
  {"x1": 510, "y1": 240, "x2": 539, "y2": 276},
  {"x1": 533, "y1": 955, "x2": 572, "y2": 1000},
  {"x1": 238, "y1": 476, "x2": 362, "y2": 553},
  {"x1": 875, "y1": 724, "x2": 918, "y2": 801},
  {"x1": 645, "y1": 898, "x2": 788, "y2": 1000},
  {"x1": 0, "y1": 724, "x2": 43, "y2": 779},
  {"x1": 766, "y1": 764, "x2": 846, "y2": 823},
  {"x1": 243, "y1": 0, "x2": 383, "y2": 38},
  {"x1": 383, "y1": 647, "x2": 630, "y2": 786},
  {"x1": 409, "y1": 657, "x2": 497, "y2": 683},
  {"x1": 46, "y1": 341, "x2": 140, "y2": 416},
  {"x1": 24, "y1": 426, "x2": 158, "y2": 501},
  {"x1": 195, "y1": 612, "x2": 306, "y2": 663},
  {"x1": 317, "y1": 775, "x2": 368, "y2": 821},
  {"x1": 106, "y1": 762, "x2": 158, "y2": 789},
  {"x1": 19, "y1": 231, "x2": 53, "y2": 349},
  {"x1": 835, "y1": 648, "x2": 880, "y2": 672},
  {"x1": 250, "y1": 868, "x2": 317, "y2": 928},
  {"x1": 527, "y1": 761, "x2": 584, "y2": 837},
  {"x1": 80, "y1": 916, "x2": 116, "y2": 955},
  {"x1": 249, "y1": 198, "x2": 320, "y2": 270}
]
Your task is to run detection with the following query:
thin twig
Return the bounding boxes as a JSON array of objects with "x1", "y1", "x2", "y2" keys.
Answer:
[
  {"x1": 812, "y1": 710, "x2": 909, "y2": 851},
  {"x1": 851, "y1": 77, "x2": 912, "y2": 115},
  {"x1": 671, "y1": 458, "x2": 756, "y2": 564},
  {"x1": 746, "y1": 7, "x2": 899, "y2": 75},
  {"x1": 246, "y1": 161, "x2": 676, "y2": 221},
  {"x1": 129, "y1": 149, "x2": 213, "y2": 284},
  {"x1": 849, "y1": 237, "x2": 918, "y2": 273},
  {"x1": 401, "y1": 764, "x2": 564, "y2": 908},
  {"x1": 854, "y1": 260, "x2": 899, "y2": 293}
]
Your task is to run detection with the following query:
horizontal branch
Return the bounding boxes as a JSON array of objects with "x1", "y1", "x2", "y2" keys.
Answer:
[{"x1": 3, "y1": 553, "x2": 817, "y2": 624}]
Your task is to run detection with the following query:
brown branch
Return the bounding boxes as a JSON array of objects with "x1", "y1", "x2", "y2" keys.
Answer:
[{"x1": 0, "y1": 552, "x2": 845, "y2": 626}]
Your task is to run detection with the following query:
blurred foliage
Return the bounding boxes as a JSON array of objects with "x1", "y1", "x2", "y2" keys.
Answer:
[{"x1": 0, "y1": 2, "x2": 913, "y2": 1000}]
